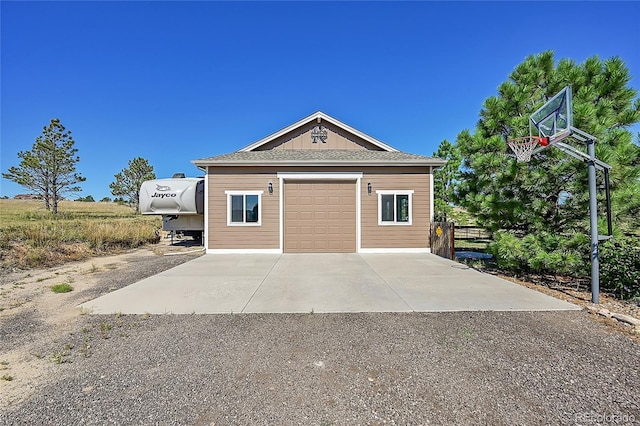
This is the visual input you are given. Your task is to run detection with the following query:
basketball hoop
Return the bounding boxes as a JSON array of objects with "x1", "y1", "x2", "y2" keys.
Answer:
[{"x1": 507, "y1": 136, "x2": 549, "y2": 162}]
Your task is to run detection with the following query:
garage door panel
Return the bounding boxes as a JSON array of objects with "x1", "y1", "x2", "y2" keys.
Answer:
[
  {"x1": 328, "y1": 225, "x2": 342, "y2": 234},
  {"x1": 285, "y1": 181, "x2": 356, "y2": 253},
  {"x1": 315, "y1": 241, "x2": 328, "y2": 250},
  {"x1": 328, "y1": 240, "x2": 343, "y2": 250},
  {"x1": 314, "y1": 224, "x2": 328, "y2": 233},
  {"x1": 314, "y1": 211, "x2": 327, "y2": 221},
  {"x1": 285, "y1": 228, "x2": 299, "y2": 237},
  {"x1": 327, "y1": 196, "x2": 342, "y2": 205},
  {"x1": 300, "y1": 241, "x2": 313, "y2": 250},
  {"x1": 297, "y1": 210, "x2": 312, "y2": 219}
]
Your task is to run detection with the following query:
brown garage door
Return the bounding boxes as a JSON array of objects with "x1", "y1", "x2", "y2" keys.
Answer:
[{"x1": 284, "y1": 180, "x2": 356, "y2": 253}]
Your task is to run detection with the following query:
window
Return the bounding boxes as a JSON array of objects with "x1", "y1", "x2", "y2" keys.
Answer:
[
  {"x1": 377, "y1": 190, "x2": 413, "y2": 225},
  {"x1": 225, "y1": 191, "x2": 263, "y2": 226}
]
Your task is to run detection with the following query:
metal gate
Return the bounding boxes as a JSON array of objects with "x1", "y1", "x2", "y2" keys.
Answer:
[{"x1": 431, "y1": 222, "x2": 455, "y2": 260}]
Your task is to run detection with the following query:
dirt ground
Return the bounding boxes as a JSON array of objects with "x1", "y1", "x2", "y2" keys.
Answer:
[
  {"x1": 1, "y1": 245, "x2": 638, "y2": 416},
  {"x1": 0, "y1": 240, "x2": 203, "y2": 408}
]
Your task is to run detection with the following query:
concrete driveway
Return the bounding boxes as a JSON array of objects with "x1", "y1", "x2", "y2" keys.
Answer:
[{"x1": 79, "y1": 253, "x2": 578, "y2": 314}]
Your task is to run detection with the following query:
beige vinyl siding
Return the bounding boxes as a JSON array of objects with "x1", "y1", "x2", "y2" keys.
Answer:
[
  {"x1": 256, "y1": 122, "x2": 383, "y2": 151},
  {"x1": 207, "y1": 165, "x2": 433, "y2": 251},
  {"x1": 207, "y1": 170, "x2": 279, "y2": 249},
  {"x1": 360, "y1": 169, "x2": 431, "y2": 249}
]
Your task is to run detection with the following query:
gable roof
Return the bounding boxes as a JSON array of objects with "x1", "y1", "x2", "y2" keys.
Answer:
[
  {"x1": 238, "y1": 111, "x2": 399, "y2": 152},
  {"x1": 192, "y1": 111, "x2": 447, "y2": 168}
]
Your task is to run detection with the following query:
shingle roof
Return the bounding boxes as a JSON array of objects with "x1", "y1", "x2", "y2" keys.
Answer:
[{"x1": 192, "y1": 150, "x2": 446, "y2": 167}]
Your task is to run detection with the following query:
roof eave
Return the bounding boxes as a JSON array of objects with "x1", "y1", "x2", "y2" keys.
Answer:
[{"x1": 191, "y1": 159, "x2": 447, "y2": 168}]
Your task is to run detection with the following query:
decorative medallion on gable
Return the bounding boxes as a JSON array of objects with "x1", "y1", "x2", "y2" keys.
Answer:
[{"x1": 310, "y1": 125, "x2": 328, "y2": 144}]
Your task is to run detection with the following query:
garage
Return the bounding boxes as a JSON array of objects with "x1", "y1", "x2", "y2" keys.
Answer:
[
  {"x1": 284, "y1": 180, "x2": 356, "y2": 253},
  {"x1": 193, "y1": 111, "x2": 446, "y2": 254}
]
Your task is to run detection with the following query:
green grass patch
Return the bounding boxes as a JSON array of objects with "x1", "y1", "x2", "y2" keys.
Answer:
[{"x1": 50, "y1": 283, "x2": 73, "y2": 293}]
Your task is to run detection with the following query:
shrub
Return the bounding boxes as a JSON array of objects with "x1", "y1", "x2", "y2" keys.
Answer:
[
  {"x1": 599, "y1": 236, "x2": 640, "y2": 300},
  {"x1": 51, "y1": 283, "x2": 73, "y2": 293},
  {"x1": 489, "y1": 231, "x2": 640, "y2": 300},
  {"x1": 488, "y1": 231, "x2": 587, "y2": 276}
]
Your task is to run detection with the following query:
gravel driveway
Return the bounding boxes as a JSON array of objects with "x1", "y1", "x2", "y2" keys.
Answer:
[
  {"x1": 1, "y1": 249, "x2": 639, "y2": 425},
  {"x1": 3, "y1": 314, "x2": 640, "y2": 425}
]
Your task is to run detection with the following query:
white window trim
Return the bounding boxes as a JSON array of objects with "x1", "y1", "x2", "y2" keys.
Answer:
[
  {"x1": 203, "y1": 169, "x2": 209, "y2": 251},
  {"x1": 376, "y1": 190, "x2": 414, "y2": 226},
  {"x1": 429, "y1": 166, "x2": 435, "y2": 222},
  {"x1": 225, "y1": 190, "x2": 264, "y2": 226},
  {"x1": 276, "y1": 172, "x2": 363, "y2": 180}
]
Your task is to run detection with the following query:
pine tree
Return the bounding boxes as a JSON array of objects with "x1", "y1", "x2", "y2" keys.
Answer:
[
  {"x1": 2, "y1": 118, "x2": 86, "y2": 214},
  {"x1": 457, "y1": 52, "x2": 640, "y2": 233},
  {"x1": 432, "y1": 138, "x2": 462, "y2": 222},
  {"x1": 109, "y1": 157, "x2": 156, "y2": 212},
  {"x1": 455, "y1": 52, "x2": 640, "y2": 274}
]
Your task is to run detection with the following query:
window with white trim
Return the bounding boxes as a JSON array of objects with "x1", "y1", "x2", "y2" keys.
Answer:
[
  {"x1": 225, "y1": 191, "x2": 263, "y2": 226},
  {"x1": 377, "y1": 190, "x2": 413, "y2": 225}
]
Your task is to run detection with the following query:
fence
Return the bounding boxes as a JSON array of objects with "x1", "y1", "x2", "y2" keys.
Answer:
[
  {"x1": 454, "y1": 226, "x2": 492, "y2": 240},
  {"x1": 431, "y1": 224, "x2": 494, "y2": 260},
  {"x1": 430, "y1": 222, "x2": 455, "y2": 260}
]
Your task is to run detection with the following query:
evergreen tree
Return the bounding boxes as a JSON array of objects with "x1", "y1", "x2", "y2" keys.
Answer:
[
  {"x1": 432, "y1": 138, "x2": 462, "y2": 222},
  {"x1": 2, "y1": 118, "x2": 86, "y2": 214},
  {"x1": 457, "y1": 52, "x2": 639, "y2": 233},
  {"x1": 109, "y1": 157, "x2": 156, "y2": 212},
  {"x1": 455, "y1": 52, "x2": 640, "y2": 274}
]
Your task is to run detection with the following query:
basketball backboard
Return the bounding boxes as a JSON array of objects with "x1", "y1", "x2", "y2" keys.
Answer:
[{"x1": 530, "y1": 85, "x2": 573, "y2": 140}]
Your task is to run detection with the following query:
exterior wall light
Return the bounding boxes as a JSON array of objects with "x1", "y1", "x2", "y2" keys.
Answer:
[
  {"x1": 367, "y1": 182, "x2": 372, "y2": 195},
  {"x1": 268, "y1": 182, "x2": 273, "y2": 194}
]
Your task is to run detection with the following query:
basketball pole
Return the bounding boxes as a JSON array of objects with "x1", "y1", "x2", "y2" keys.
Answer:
[
  {"x1": 531, "y1": 130, "x2": 609, "y2": 305},
  {"x1": 587, "y1": 138, "x2": 600, "y2": 304}
]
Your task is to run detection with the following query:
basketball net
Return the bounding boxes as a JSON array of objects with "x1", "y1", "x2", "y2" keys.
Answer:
[{"x1": 507, "y1": 136, "x2": 549, "y2": 162}]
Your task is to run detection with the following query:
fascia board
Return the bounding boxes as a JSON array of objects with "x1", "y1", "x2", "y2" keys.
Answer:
[{"x1": 191, "y1": 160, "x2": 446, "y2": 167}]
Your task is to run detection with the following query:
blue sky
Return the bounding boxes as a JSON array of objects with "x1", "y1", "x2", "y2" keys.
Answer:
[{"x1": 2, "y1": 1, "x2": 639, "y2": 200}]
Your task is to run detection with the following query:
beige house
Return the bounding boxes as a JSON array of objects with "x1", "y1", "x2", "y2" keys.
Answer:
[{"x1": 192, "y1": 112, "x2": 446, "y2": 254}]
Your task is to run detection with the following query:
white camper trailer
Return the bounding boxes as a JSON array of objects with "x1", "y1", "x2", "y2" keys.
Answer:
[{"x1": 139, "y1": 175, "x2": 204, "y2": 242}]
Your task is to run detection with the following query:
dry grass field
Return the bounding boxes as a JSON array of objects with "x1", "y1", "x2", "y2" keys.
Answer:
[{"x1": 0, "y1": 200, "x2": 161, "y2": 269}]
